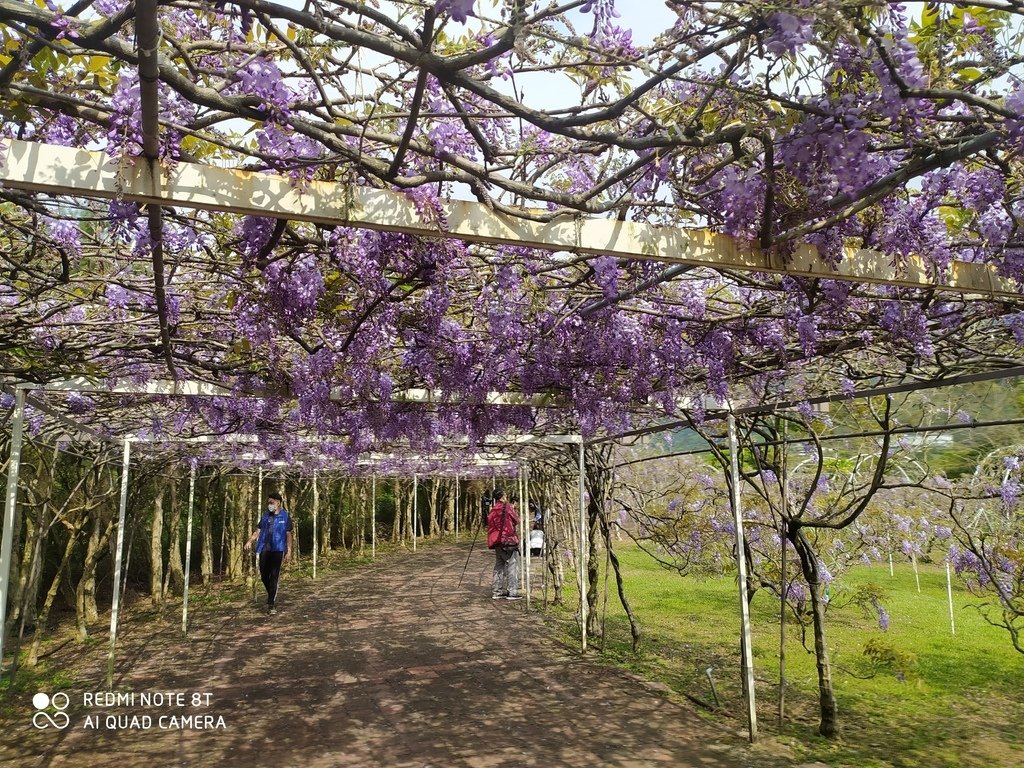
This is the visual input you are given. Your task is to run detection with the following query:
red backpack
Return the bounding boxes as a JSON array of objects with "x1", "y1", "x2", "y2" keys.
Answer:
[{"x1": 487, "y1": 503, "x2": 518, "y2": 549}]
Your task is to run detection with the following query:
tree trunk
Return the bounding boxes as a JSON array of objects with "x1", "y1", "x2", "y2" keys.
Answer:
[
  {"x1": 28, "y1": 525, "x2": 79, "y2": 666},
  {"x1": 286, "y1": 481, "x2": 302, "y2": 560},
  {"x1": 3, "y1": 451, "x2": 32, "y2": 636},
  {"x1": 586, "y1": 506, "x2": 601, "y2": 638},
  {"x1": 598, "y1": 505, "x2": 641, "y2": 652},
  {"x1": 245, "y1": 474, "x2": 257, "y2": 589},
  {"x1": 584, "y1": 445, "x2": 614, "y2": 640},
  {"x1": 217, "y1": 488, "x2": 228, "y2": 577},
  {"x1": 150, "y1": 481, "x2": 165, "y2": 604},
  {"x1": 226, "y1": 476, "x2": 247, "y2": 580},
  {"x1": 407, "y1": 481, "x2": 415, "y2": 545},
  {"x1": 429, "y1": 479, "x2": 441, "y2": 537},
  {"x1": 391, "y1": 480, "x2": 402, "y2": 543},
  {"x1": 9, "y1": 480, "x2": 48, "y2": 673},
  {"x1": 15, "y1": 490, "x2": 46, "y2": 636},
  {"x1": 316, "y1": 475, "x2": 329, "y2": 556},
  {"x1": 792, "y1": 526, "x2": 839, "y2": 737},
  {"x1": 342, "y1": 493, "x2": 350, "y2": 552},
  {"x1": 323, "y1": 479, "x2": 336, "y2": 554},
  {"x1": 357, "y1": 481, "x2": 366, "y2": 555},
  {"x1": 200, "y1": 478, "x2": 214, "y2": 586},
  {"x1": 546, "y1": 478, "x2": 565, "y2": 605},
  {"x1": 340, "y1": 480, "x2": 350, "y2": 551},
  {"x1": 76, "y1": 505, "x2": 114, "y2": 641},
  {"x1": 165, "y1": 476, "x2": 185, "y2": 595},
  {"x1": 443, "y1": 480, "x2": 454, "y2": 536},
  {"x1": 744, "y1": 538, "x2": 759, "y2": 605}
]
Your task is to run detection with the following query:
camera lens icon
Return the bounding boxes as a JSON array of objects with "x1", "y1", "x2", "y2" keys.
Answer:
[{"x1": 32, "y1": 691, "x2": 70, "y2": 730}]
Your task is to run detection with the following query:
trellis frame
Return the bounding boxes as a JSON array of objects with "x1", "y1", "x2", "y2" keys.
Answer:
[
  {"x1": 0, "y1": 378, "x2": 588, "y2": 673},
  {"x1": 1, "y1": 139, "x2": 1018, "y2": 298}
]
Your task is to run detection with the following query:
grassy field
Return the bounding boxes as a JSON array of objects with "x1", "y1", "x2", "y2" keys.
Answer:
[{"x1": 546, "y1": 543, "x2": 1024, "y2": 768}]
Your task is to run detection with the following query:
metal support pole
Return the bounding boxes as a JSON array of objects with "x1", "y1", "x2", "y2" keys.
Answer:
[
  {"x1": 455, "y1": 473, "x2": 460, "y2": 542},
  {"x1": 0, "y1": 389, "x2": 27, "y2": 672},
  {"x1": 946, "y1": 561, "x2": 956, "y2": 635},
  {"x1": 182, "y1": 464, "x2": 197, "y2": 636},
  {"x1": 728, "y1": 414, "x2": 758, "y2": 743},
  {"x1": 779, "y1": 423, "x2": 788, "y2": 729},
  {"x1": 412, "y1": 474, "x2": 418, "y2": 551},
  {"x1": 371, "y1": 475, "x2": 376, "y2": 560},
  {"x1": 779, "y1": 520, "x2": 787, "y2": 728},
  {"x1": 525, "y1": 464, "x2": 531, "y2": 609},
  {"x1": 519, "y1": 468, "x2": 526, "y2": 591},
  {"x1": 254, "y1": 467, "x2": 262, "y2": 598},
  {"x1": 312, "y1": 469, "x2": 319, "y2": 580},
  {"x1": 106, "y1": 439, "x2": 131, "y2": 689},
  {"x1": 578, "y1": 440, "x2": 587, "y2": 653},
  {"x1": 542, "y1": 491, "x2": 549, "y2": 609}
]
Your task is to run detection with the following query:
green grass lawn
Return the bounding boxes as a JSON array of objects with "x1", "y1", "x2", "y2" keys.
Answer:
[{"x1": 546, "y1": 543, "x2": 1024, "y2": 768}]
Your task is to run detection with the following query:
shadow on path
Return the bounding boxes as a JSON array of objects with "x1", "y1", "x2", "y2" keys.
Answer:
[{"x1": 1, "y1": 544, "x2": 788, "y2": 767}]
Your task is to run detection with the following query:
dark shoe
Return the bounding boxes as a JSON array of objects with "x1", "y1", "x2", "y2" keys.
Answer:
[
  {"x1": 269, "y1": 607, "x2": 277, "y2": 615},
  {"x1": 492, "y1": 593, "x2": 507, "y2": 600},
  {"x1": 505, "y1": 594, "x2": 523, "y2": 601}
]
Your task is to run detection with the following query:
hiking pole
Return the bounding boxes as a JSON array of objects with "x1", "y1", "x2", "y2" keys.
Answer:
[{"x1": 457, "y1": 518, "x2": 484, "y2": 588}]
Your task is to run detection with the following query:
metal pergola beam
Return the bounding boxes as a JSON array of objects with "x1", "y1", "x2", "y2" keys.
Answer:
[
  {"x1": 0, "y1": 389, "x2": 26, "y2": 671},
  {"x1": 728, "y1": 414, "x2": 758, "y2": 743},
  {"x1": 596, "y1": 365, "x2": 1024, "y2": 445},
  {"x1": 330, "y1": 387, "x2": 566, "y2": 407},
  {"x1": 2, "y1": 139, "x2": 1018, "y2": 297},
  {"x1": 11, "y1": 378, "x2": 582, "y2": 452},
  {"x1": 15, "y1": 378, "x2": 233, "y2": 396},
  {"x1": 0, "y1": 384, "x2": 108, "y2": 442},
  {"x1": 6, "y1": 378, "x2": 559, "y2": 475},
  {"x1": 106, "y1": 439, "x2": 131, "y2": 689}
]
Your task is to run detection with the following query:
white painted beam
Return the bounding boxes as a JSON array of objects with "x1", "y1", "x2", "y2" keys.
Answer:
[
  {"x1": 331, "y1": 386, "x2": 566, "y2": 407},
  {"x1": 19, "y1": 377, "x2": 233, "y2": 397},
  {"x1": 2, "y1": 139, "x2": 1017, "y2": 296},
  {"x1": 491, "y1": 434, "x2": 583, "y2": 445},
  {"x1": 356, "y1": 458, "x2": 514, "y2": 468},
  {"x1": 0, "y1": 385, "x2": 109, "y2": 441},
  {"x1": 127, "y1": 433, "x2": 260, "y2": 444},
  {"x1": 229, "y1": 453, "x2": 514, "y2": 468},
  {"x1": 359, "y1": 451, "x2": 512, "y2": 462}
]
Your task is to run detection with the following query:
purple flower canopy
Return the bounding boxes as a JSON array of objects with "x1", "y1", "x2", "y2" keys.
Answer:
[{"x1": 1, "y1": 1, "x2": 1022, "y2": 467}]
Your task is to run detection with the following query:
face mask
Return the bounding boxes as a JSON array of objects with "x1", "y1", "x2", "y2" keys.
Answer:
[{"x1": 267, "y1": 504, "x2": 276, "y2": 513}]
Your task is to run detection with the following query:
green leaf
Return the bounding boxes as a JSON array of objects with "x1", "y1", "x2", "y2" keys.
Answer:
[{"x1": 956, "y1": 67, "x2": 982, "y2": 82}]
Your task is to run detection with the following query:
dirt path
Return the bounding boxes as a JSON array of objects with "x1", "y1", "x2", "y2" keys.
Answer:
[{"x1": 2, "y1": 543, "x2": 789, "y2": 767}]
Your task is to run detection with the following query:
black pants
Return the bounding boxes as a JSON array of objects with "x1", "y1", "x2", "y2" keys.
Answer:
[{"x1": 259, "y1": 551, "x2": 284, "y2": 606}]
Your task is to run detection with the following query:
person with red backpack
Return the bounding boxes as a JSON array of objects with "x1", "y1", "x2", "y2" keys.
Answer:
[{"x1": 486, "y1": 488, "x2": 522, "y2": 600}]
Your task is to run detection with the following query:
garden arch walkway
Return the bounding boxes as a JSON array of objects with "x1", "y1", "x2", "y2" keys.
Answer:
[{"x1": 0, "y1": 543, "x2": 790, "y2": 768}]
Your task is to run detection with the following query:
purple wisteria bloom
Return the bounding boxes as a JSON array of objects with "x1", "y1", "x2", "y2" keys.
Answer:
[{"x1": 435, "y1": 0, "x2": 475, "y2": 23}]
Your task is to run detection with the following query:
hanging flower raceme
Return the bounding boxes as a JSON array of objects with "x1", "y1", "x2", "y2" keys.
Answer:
[
  {"x1": 764, "y1": 8, "x2": 815, "y2": 56},
  {"x1": 435, "y1": 0, "x2": 476, "y2": 24}
]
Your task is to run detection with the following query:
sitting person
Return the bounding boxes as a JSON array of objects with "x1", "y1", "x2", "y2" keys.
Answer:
[{"x1": 529, "y1": 523, "x2": 545, "y2": 558}]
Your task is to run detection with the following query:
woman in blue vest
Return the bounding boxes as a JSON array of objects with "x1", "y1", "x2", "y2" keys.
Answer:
[{"x1": 244, "y1": 492, "x2": 293, "y2": 614}]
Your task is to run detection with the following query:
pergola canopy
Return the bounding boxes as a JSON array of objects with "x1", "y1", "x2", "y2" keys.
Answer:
[
  {"x1": 3, "y1": 3, "x2": 1024, "y2": 743},
  {"x1": 0, "y1": 0, "x2": 1022, "y2": 462}
]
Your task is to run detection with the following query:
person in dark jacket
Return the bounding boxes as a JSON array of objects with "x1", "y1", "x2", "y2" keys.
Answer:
[
  {"x1": 486, "y1": 488, "x2": 521, "y2": 600},
  {"x1": 244, "y1": 492, "x2": 293, "y2": 614}
]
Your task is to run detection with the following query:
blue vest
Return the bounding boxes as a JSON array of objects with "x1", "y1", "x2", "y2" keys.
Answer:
[{"x1": 256, "y1": 510, "x2": 291, "y2": 553}]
